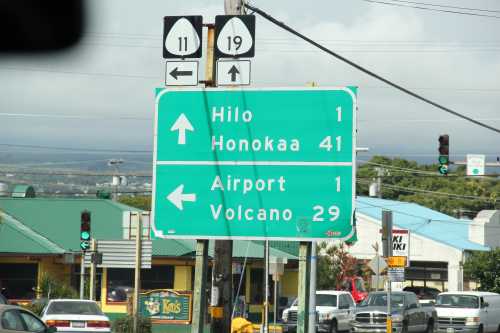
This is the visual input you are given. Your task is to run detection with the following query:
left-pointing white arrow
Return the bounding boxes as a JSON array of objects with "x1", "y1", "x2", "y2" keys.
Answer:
[
  {"x1": 167, "y1": 184, "x2": 196, "y2": 210},
  {"x1": 170, "y1": 113, "x2": 194, "y2": 145}
]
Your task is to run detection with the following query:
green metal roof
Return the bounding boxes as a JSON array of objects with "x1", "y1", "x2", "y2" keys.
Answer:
[
  {"x1": 0, "y1": 211, "x2": 66, "y2": 254},
  {"x1": 0, "y1": 198, "x2": 298, "y2": 260},
  {"x1": 0, "y1": 198, "x2": 130, "y2": 252}
]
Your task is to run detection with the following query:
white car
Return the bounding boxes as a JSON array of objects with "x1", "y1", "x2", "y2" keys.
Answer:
[
  {"x1": 41, "y1": 299, "x2": 111, "y2": 333},
  {"x1": 282, "y1": 290, "x2": 356, "y2": 333},
  {"x1": 435, "y1": 291, "x2": 500, "y2": 333}
]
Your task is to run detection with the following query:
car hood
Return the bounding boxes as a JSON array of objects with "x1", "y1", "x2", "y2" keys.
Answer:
[
  {"x1": 355, "y1": 306, "x2": 403, "y2": 315},
  {"x1": 435, "y1": 307, "x2": 480, "y2": 317}
]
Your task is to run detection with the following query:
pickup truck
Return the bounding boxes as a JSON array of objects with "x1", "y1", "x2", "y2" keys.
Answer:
[
  {"x1": 282, "y1": 290, "x2": 356, "y2": 333},
  {"x1": 350, "y1": 291, "x2": 436, "y2": 333}
]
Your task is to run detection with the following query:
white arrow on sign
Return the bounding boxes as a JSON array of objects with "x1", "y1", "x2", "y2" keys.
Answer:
[
  {"x1": 167, "y1": 184, "x2": 196, "y2": 210},
  {"x1": 170, "y1": 113, "x2": 194, "y2": 145}
]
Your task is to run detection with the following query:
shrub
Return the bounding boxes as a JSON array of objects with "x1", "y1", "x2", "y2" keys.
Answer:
[{"x1": 112, "y1": 315, "x2": 152, "y2": 333}]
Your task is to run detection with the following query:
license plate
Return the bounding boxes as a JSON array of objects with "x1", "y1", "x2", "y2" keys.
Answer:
[
  {"x1": 72, "y1": 321, "x2": 85, "y2": 328},
  {"x1": 446, "y1": 328, "x2": 455, "y2": 333}
]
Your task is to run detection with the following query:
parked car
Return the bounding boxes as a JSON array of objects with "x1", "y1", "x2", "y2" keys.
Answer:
[
  {"x1": 350, "y1": 291, "x2": 436, "y2": 333},
  {"x1": 282, "y1": 290, "x2": 356, "y2": 333},
  {"x1": 0, "y1": 304, "x2": 56, "y2": 333},
  {"x1": 403, "y1": 286, "x2": 441, "y2": 301},
  {"x1": 340, "y1": 277, "x2": 368, "y2": 303},
  {"x1": 40, "y1": 299, "x2": 111, "y2": 332},
  {"x1": 435, "y1": 291, "x2": 500, "y2": 333}
]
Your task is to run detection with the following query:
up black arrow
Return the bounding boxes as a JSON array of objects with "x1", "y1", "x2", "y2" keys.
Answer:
[
  {"x1": 228, "y1": 65, "x2": 240, "y2": 82},
  {"x1": 169, "y1": 67, "x2": 193, "y2": 80}
]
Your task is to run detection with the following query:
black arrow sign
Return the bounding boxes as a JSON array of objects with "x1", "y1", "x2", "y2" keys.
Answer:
[
  {"x1": 228, "y1": 65, "x2": 239, "y2": 82},
  {"x1": 170, "y1": 67, "x2": 193, "y2": 80}
]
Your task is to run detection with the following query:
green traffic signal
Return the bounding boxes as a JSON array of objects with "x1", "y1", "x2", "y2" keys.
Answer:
[
  {"x1": 80, "y1": 241, "x2": 90, "y2": 251},
  {"x1": 80, "y1": 231, "x2": 90, "y2": 240},
  {"x1": 438, "y1": 155, "x2": 449, "y2": 165},
  {"x1": 438, "y1": 164, "x2": 449, "y2": 175}
]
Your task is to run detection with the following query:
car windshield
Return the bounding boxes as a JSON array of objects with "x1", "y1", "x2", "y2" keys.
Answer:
[
  {"x1": 47, "y1": 301, "x2": 103, "y2": 315},
  {"x1": 360, "y1": 294, "x2": 405, "y2": 308},
  {"x1": 354, "y1": 278, "x2": 366, "y2": 292},
  {"x1": 436, "y1": 295, "x2": 479, "y2": 308},
  {"x1": 316, "y1": 295, "x2": 337, "y2": 307}
]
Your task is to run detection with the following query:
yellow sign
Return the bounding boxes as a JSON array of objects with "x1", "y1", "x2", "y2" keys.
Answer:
[{"x1": 387, "y1": 256, "x2": 406, "y2": 268}]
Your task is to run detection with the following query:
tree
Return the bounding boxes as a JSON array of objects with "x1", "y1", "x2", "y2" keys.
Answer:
[
  {"x1": 356, "y1": 156, "x2": 499, "y2": 216},
  {"x1": 118, "y1": 196, "x2": 151, "y2": 211},
  {"x1": 464, "y1": 249, "x2": 500, "y2": 293},
  {"x1": 317, "y1": 242, "x2": 358, "y2": 290}
]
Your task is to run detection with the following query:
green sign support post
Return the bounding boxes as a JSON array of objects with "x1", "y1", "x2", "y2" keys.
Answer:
[{"x1": 152, "y1": 87, "x2": 357, "y2": 241}]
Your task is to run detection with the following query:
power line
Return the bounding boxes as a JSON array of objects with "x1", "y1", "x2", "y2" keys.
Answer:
[
  {"x1": 359, "y1": 0, "x2": 500, "y2": 19},
  {"x1": 0, "y1": 143, "x2": 152, "y2": 154},
  {"x1": 357, "y1": 179, "x2": 497, "y2": 201},
  {"x1": 244, "y1": 3, "x2": 500, "y2": 135},
  {"x1": 383, "y1": 0, "x2": 500, "y2": 13},
  {"x1": 0, "y1": 169, "x2": 152, "y2": 178},
  {"x1": 0, "y1": 66, "x2": 157, "y2": 80}
]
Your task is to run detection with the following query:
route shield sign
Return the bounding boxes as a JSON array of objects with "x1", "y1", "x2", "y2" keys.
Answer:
[
  {"x1": 163, "y1": 16, "x2": 203, "y2": 59},
  {"x1": 152, "y1": 87, "x2": 357, "y2": 241}
]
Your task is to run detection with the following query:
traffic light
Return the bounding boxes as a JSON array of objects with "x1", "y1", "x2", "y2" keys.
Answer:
[
  {"x1": 438, "y1": 134, "x2": 449, "y2": 175},
  {"x1": 80, "y1": 210, "x2": 91, "y2": 251}
]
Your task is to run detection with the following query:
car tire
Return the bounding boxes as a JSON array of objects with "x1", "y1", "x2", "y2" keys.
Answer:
[{"x1": 329, "y1": 320, "x2": 338, "y2": 333}]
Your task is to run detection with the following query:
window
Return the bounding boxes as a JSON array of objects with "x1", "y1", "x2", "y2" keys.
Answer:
[
  {"x1": 19, "y1": 311, "x2": 45, "y2": 332},
  {"x1": 2, "y1": 310, "x2": 25, "y2": 331},
  {"x1": 338, "y1": 295, "x2": 348, "y2": 308},
  {"x1": 0, "y1": 263, "x2": 38, "y2": 299},
  {"x1": 47, "y1": 301, "x2": 103, "y2": 315},
  {"x1": 317, "y1": 294, "x2": 338, "y2": 307},
  {"x1": 346, "y1": 295, "x2": 355, "y2": 307},
  {"x1": 107, "y1": 266, "x2": 174, "y2": 302}
]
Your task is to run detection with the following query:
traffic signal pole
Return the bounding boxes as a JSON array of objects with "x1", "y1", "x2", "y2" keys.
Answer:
[
  {"x1": 89, "y1": 239, "x2": 97, "y2": 301},
  {"x1": 79, "y1": 254, "x2": 85, "y2": 299}
]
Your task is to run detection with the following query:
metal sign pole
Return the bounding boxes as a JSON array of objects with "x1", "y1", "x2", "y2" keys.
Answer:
[
  {"x1": 191, "y1": 240, "x2": 209, "y2": 333},
  {"x1": 382, "y1": 210, "x2": 393, "y2": 333},
  {"x1": 264, "y1": 240, "x2": 269, "y2": 333},
  {"x1": 297, "y1": 242, "x2": 311, "y2": 333},
  {"x1": 133, "y1": 213, "x2": 142, "y2": 333},
  {"x1": 79, "y1": 253, "x2": 85, "y2": 299},
  {"x1": 89, "y1": 239, "x2": 97, "y2": 301}
]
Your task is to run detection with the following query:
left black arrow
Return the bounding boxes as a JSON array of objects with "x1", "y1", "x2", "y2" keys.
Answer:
[{"x1": 170, "y1": 67, "x2": 193, "y2": 80}]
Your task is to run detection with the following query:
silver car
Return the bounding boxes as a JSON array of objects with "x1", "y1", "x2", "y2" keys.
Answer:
[{"x1": 0, "y1": 304, "x2": 56, "y2": 333}]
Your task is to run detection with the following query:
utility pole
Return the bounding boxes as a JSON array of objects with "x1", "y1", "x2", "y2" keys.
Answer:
[
  {"x1": 205, "y1": 17, "x2": 233, "y2": 332},
  {"x1": 375, "y1": 167, "x2": 384, "y2": 198}
]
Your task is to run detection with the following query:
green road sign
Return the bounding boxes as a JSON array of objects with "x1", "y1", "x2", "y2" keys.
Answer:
[{"x1": 152, "y1": 87, "x2": 357, "y2": 241}]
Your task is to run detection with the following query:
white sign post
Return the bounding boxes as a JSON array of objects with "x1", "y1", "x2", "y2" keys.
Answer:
[{"x1": 467, "y1": 154, "x2": 486, "y2": 176}]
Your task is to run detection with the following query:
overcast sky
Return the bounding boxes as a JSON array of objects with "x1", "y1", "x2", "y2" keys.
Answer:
[{"x1": 0, "y1": 0, "x2": 499, "y2": 164}]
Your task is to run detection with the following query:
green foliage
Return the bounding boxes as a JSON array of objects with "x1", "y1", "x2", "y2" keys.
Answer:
[
  {"x1": 119, "y1": 196, "x2": 151, "y2": 211},
  {"x1": 38, "y1": 273, "x2": 79, "y2": 299},
  {"x1": 317, "y1": 242, "x2": 359, "y2": 290},
  {"x1": 464, "y1": 249, "x2": 500, "y2": 293},
  {"x1": 357, "y1": 156, "x2": 499, "y2": 216},
  {"x1": 112, "y1": 315, "x2": 152, "y2": 333},
  {"x1": 22, "y1": 302, "x2": 46, "y2": 316}
]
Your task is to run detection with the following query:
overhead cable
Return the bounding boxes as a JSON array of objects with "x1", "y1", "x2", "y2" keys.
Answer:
[
  {"x1": 244, "y1": 3, "x2": 500, "y2": 134},
  {"x1": 360, "y1": 0, "x2": 500, "y2": 19}
]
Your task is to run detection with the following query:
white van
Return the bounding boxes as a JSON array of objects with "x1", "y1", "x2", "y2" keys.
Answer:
[{"x1": 435, "y1": 291, "x2": 500, "y2": 333}]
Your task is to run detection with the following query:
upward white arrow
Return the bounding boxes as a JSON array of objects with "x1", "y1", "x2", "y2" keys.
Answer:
[
  {"x1": 167, "y1": 184, "x2": 197, "y2": 210},
  {"x1": 170, "y1": 113, "x2": 194, "y2": 145}
]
